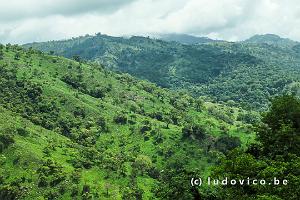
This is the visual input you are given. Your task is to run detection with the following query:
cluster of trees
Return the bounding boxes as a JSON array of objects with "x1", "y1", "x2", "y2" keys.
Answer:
[
  {"x1": 0, "y1": 66, "x2": 61, "y2": 130},
  {"x1": 212, "y1": 95, "x2": 300, "y2": 199},
  {"x1": 61, "y1": 67, "x2": 113, "y2": 100}
]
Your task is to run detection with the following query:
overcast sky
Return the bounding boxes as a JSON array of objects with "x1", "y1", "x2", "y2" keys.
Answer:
[{"x1": 1, "y1": 0, "x2": 300, "y2": 44}]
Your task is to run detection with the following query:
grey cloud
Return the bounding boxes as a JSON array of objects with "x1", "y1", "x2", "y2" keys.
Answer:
[
  {"x1": 1, "y1": 0, "x2": 300, "y2": 44},
  {"x1": 0, "y1": 0, "x2": 137, "y2": 22}
]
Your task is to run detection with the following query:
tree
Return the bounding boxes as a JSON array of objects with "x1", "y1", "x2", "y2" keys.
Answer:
[
  {"x1": 122, "y1": 186, "x2": 144, "y2": 200},
  {"x1": 133, "y1": 155, "x2": 152, "y2": 175},
  {"x1": 73, "y1": 106, "x2": 86, "y2": 118},
  {"x1": 96, "y1": 116, "x2": 108, "y2": 132},
  {"x1": 0, "y1": 134, "x2": 15, "y2": 153},
  {"x1": 163, "y1": 115, "x2": 173, "y2": 129},
  {"x1": 195, "y1": 97, "x2": 204, "y2": 112},
  {"x1": 0, "y1": 185, "x2": 22, "y2": 200},
  {"x1": 0, "y1": 49, "x2": 3, "y2": 60},
  {"x1": 182, "y1": 123, "x2": 207, "y2": 140},
  {"x1": 114, "y1": 113, "x2": 128, "y2": 125},
  {"x1": 73, "y1": 55, "x2": 81, "y2": 62},
  {"x1": 14, "y1": 52, "x2": 20, "y2": 60},
  {"x1": 258, "y1": 95, "x2": 300, "y2": 156},
  {"x1": 89, "y1": 87, "x2": 106, "y2": 99},
  {"x1": 214, "y1": 134, "x2": 241, "y2": 154},
  {"x1": 154, "y1": 158, "x2": 201, "y2": 200}
]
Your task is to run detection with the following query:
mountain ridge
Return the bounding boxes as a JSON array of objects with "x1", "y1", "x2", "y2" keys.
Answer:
[
  {"x1": 155, "y1": 33, "x2": 224, "y2": 44},
  {"x1": 23, "y1": 33, "x2": 300, "y2": 110}
]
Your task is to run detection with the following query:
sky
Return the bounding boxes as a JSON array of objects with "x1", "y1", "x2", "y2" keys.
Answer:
[{"x1": 1, "y1": 0, "x2": 300, "y2": 44}]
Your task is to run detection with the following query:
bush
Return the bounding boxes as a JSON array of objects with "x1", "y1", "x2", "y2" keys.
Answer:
[
  {"x1": 133, "y1": 155, "x2": 152, "y2": 175},
  {"x1": 89, "y1": 87, "x2": 106, "y2": 99},
  {"x1": 16, "y1": 127, "x2": 30, "y2": 136},
  {"x1": 96, "y1": 116, "x2": 109, "y2": 132},
  {"x1": 0, "y1": 185, "x2": 21, "y2": 200},
  {"x1": 0, "y1": 134, "x2": 15, "y2": 153},
  {"x1": 214, "y1": 134, "x2": 241, "y2": 154},
  {"x1": 182, "y1": 124, "x2": 207, "y2": 140},
  {"x1": 73, "y1": 106, "x2": 86, "y2": 118},
  {"x1": 114, "y1": 114, "x2": 128, "y2": 124}
]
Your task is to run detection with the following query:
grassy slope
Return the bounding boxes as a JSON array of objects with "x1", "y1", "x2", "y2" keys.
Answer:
[{"x1": 0, "y1": 45, "x2": 254, "y2": 199}]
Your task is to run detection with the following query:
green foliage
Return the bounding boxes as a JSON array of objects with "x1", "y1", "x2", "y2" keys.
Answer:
[
  {"x1": 114, "y1": 113, "x2": 128, "y2": 124},
  {"x1": 154, "y1": 158, "x2": 201, "y2": 200},
  {"x1": 214, "y1": 134, "x2": 241, "y2": 154},
  {"x1": 0, "y1": 49, "x2": 3, "y2": 60},
  {"x1": 0, "y1": 184, "x2": 22, "y2": 200},
  {"x1": 0, "y1": 134, "x2": 14, "y2": 153},
  {"x1": 133, "y1": 155, "x2": 152, "y2": 175},
  {"x1": 182, "y1": 123, "x2": 207, "y2": 140},
  {"x1": 213, "y1": 96, "x2": 300, "y2": 200},
  {"x1": 258, "y1": 95, "x2": 300, "y2": 156}
]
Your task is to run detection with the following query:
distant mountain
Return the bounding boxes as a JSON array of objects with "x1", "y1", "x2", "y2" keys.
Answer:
[
  {"x1": 157, "y1": 33, "x2": 223, "y2": 44},
  {"x1": 24, "y1": 33, "x2": 300, "y2": 110},
  {"x1": 243, "y1": 34, "x2": 298, "y2": 47}
]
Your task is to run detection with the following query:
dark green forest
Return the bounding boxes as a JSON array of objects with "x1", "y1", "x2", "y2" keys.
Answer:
[{"x1": 0, "y1": 33, "x2": 299, "y2": 200}]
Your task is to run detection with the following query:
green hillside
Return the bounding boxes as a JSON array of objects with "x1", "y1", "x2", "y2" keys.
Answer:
[
  {"x1": 0, "y1": 44, "x2": 254, "y2": 199},
  {"x1": 24, "y1": 34, "x2": 300, "y2": 110}
]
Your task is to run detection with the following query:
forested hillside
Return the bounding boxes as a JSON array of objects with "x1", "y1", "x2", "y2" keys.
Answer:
[
  {"x1": 24, "y1": 34, "x2": 300, "y2": 110},
  {"x1": 0, "y1": 44, "x2": 254, "y2": 199},
  {"x1": 156, "y1": 33, "x2": 223, "y2": 44}
]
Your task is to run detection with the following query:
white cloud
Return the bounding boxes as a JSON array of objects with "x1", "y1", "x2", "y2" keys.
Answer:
[{"x1": 0, "y1": 0, "x2": 300, "y2": 44}]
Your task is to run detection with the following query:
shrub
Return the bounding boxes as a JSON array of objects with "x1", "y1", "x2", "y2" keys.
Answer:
[
  {"x1": 16, "y1": 127, "x2": 30, "y2": 136},
  {"x1": 214, "y1": 134, "x2": 241, "y2": 154},
  {"x1": 114, "y1": 114, "x2": 128, "y2": 124},
  {"x1": 182, "y1": 124, "x2": 207, "y2": 140},
  {"x1": 0, "y1": 134, "x2": 15, "y2": 153}
]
